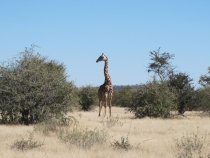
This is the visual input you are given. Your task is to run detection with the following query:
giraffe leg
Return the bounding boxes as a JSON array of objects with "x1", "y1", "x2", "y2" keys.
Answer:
[
  {"x1": 104, "y1": 104, "x2": 106, "y2": 117},
  {"x1": 98, "y1": 100, "x2": 103, "y2": 117},
  {"x1": 104, "y1": 94, "x2": 108, "y2": 117},
  {"x1": 109, "y1": 93, "x2": 113, "y2": 117}
]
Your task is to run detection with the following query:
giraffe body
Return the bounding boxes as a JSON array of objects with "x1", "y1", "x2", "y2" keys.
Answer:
[{"x1": 96, "y1": 54, "x2": 113, "y2": 117}]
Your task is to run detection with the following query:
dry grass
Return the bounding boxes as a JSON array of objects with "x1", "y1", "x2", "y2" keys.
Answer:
[{"x1": 1, "y1": 107, "x2": 210, "y2": 158}]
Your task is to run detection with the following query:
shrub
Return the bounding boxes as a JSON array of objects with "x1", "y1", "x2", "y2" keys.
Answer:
[
  {"x1": 78, "y1": 85, "x2": 98, "y2": 111},
  {"x1": 112, "y1": 86, "x2": 134, "y2": 107},
  {"x1": 0, "y1": 45, "x2": 76, "y2": 125},
  {"x1": 128, "y1": 79, "x2": 177, "y2": 118},
  {"x1": 195, "y1": 88, "x2": 210, "y2": 114},
  {"x1": 58, "y1": 119, "x2": 108, "y2": 149},
  {"x1": 147, "y1": 48, "x2": 175, "y2": 81},
  {"x1": 174, "y1": 130, "x2": 210, "y2": 158},
  {"x1": 11, "y1": 131, "x2": 44, "y2": 151},
  {"x1": 110, "y1": 136, "x2": 131, "y2": 150},
  {"x1": 105, "y1": 115, "x2": 123, "y2": 128},
  {"x1": 168, "y1": 72, "x2": 195, "y2": 114},
  {"x1": 35, "y1": 116, "x2": 75, "y2": 135},
  {"x1": 199, "y1": 67, "x2": 210, "y2": 87},
  {"x1": 110, "y1": 120, "x2": 132, "y2": 150},
  {"x1": 198, "y1": 67, "x2": 210, "y2": 114}
]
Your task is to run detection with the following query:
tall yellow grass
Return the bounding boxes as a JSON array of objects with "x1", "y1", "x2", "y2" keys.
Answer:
[{"x1": 0, "y1": 107, "x2": 210, "y2": 158}]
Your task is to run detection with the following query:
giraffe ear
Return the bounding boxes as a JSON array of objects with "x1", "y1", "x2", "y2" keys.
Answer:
[
  {"x1": 96, "y1": 53, "x2": 108, "y2": 62},
  {"x1": 103, "y1": 54, "x2": 108, "y2": 60}
]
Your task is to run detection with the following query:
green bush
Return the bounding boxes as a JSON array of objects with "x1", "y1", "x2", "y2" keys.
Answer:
[
  {"x1": 128, "y1": 79, "x2": 177, "y2": 118},
  {"x1": 199, "y1": 67, "x2": 210, "y2": 87},
  {"x1": 0, "y1": 45, "x2": 76, "y2": 125},
  {"x1": 168, "y1": 72, "x2": 195, "y2": 114},
  {"x1": 112, "y1": 86, "x2": 134, "y2": 107},
  {"x1": 194, "y1": 88, "x2": 210, "y2": 114},
  {"x1": 198, "y1": 67, "x2": 210, "y2": 114},
  {"x1": 78, "y1": 85, "x2": 98, "y2": 111}
]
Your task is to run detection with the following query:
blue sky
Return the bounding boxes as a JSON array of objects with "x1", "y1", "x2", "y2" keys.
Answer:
[{"x1": 0, "y1": 1, "x2": 210, "y2": 87}]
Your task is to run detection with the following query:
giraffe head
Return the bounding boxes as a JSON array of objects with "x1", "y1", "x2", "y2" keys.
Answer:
[{"x1": 96, "y1": 53, "x2": 108, "y2": 63}]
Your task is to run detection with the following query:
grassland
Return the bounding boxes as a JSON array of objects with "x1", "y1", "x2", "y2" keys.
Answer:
[{"x1": 1, "y1": 107, "x2": 210, "y2": 158}]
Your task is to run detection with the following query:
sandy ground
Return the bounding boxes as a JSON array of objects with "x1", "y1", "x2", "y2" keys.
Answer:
[{"x1": 1, "y1": 107, "x2": 210, "y2": 158}]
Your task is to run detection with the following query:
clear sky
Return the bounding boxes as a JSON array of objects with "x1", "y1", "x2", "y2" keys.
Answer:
[{"x1": 0, "y1": 1, "x2": 210, "y2": 87}]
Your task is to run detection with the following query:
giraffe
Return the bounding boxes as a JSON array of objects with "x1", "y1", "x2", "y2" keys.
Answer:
[{"x1": 96, "y1": 53, "x2": 113, "y2": 117}]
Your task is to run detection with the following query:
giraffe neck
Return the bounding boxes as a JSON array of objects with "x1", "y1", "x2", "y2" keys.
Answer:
[{"x1": 104, "y1": 60, "x2": 112, "y2": 85}]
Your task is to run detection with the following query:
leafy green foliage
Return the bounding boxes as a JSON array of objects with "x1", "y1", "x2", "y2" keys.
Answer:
[
  {"x1": 129, "y1": 79, "x2": 177, "y2": 118},
  {"x1": 147, "y1": 49, "x2": 197, "y2": 115},
  {"x1": 197, "y1": 67, "x2": 210, "y2": 113},
  {"x1": 0, "y1": 45, "x2": 76, "y2": 125},
  {"x1": 199, "y1": 67, "x2": 210, "y2": 87},
  {"x1": 78, "y1": 85, "x2": 98, "y2": 111},
  {"x1": 196, "y1": 88, "x2": 210, "y2": 113},
  {"x1": 112, "y1": 86, "x2": 134, "y2": 107},
  {"x1": 148, "y1": 48, "x2": 175, "y2": 81},
  {"x1": 168, "y1": 72, "x2": 195, "y2": 114}
]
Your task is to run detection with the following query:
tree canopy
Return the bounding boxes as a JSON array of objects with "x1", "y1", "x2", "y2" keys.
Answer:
[{"x1": 0, "y1": 45, "x2": 76, "y2": 125}]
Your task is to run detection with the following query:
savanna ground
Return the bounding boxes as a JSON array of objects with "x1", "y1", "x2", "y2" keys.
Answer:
[{"x1": 1, "y1": 107, "x2": 210, "y2": 158}]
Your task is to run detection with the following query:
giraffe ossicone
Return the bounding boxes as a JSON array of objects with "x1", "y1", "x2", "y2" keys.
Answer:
[{"x1": 96, "y1": 53, "x2": 113, "y2": 117}]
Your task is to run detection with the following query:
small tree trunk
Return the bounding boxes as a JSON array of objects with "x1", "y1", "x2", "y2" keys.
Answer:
[{"x1": 21, "y1": 109, "x2": 29, "y2": 125}]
